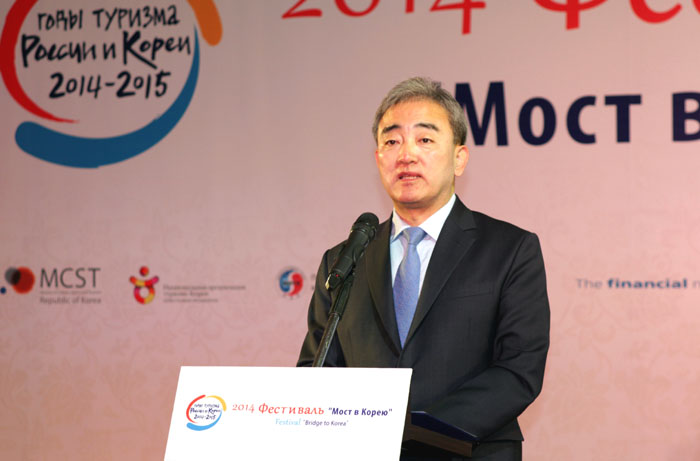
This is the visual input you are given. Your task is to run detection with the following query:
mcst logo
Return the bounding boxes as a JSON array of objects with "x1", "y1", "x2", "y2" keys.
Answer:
[
  {"x1": 186, "y1": 394, "x2": 226, "y2": 431},
  {"x1": 2, "y1": 266, "x2": 35, "y2": 294},
  {"x1": 0, "y1": 0, "x2": 222, "y2": 168}
]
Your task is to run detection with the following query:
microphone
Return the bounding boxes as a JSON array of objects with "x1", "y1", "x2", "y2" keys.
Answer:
[{"x1": 325, "y1": 212, "x2": 379, "y2": 291}]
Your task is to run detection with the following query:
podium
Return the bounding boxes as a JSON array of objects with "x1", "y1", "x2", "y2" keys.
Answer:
[
  {"x1": 164, "y1": 367, "x2": 475, "y2": 460},
  {"x1": 403, "y1": 411, "x2": 476, "y2": 458}
]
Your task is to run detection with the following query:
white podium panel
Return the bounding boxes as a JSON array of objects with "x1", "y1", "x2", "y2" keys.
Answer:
[{"x1": 164, "y1": 366, "x2": 412, "y2": 460}]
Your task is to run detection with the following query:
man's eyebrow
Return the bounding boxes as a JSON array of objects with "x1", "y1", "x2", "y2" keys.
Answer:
[
  {"x1": 416, "y1": 122, "x2": 439, "y2": 131},
  {"x1": 380, "y1": 124, "x2": 400, "y2": 136},
  {"x1": 380, "y1": 122, "x2": 439, "y2": 136}
]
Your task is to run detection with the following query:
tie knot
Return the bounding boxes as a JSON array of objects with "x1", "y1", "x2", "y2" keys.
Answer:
[{"x1": 403, "y1": 227, "x2": 426, "y2": 246}]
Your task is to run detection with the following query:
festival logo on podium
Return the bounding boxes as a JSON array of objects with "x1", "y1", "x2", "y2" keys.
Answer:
[
  {"x1": 186, "y1": 394, "x2": 226, "y2": 431},
  {"x1": 0, "y1": 0, "x2": 222, "y2": 168}
]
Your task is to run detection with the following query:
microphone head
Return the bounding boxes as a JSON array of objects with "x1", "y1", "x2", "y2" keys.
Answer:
[
  {"x1": 325, "y1": 212, "x2": 379, "y2": 291},
  {"x1": 352, "y1": 212, "x2": 379, "y2": 238},
  {"x1": 356, "y1": 212, "x2": 379, "y2": 226}
]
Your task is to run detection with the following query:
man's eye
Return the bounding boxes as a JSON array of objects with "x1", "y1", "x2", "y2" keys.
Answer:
[
  {"x1": 385, "y1": 139, "x2": 398, "y2": 146},
  {"x1": 420, "y1": 138, "x2": 432, "y2": 143}
]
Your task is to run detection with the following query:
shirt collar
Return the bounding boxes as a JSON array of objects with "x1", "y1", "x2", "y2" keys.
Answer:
[{"x1": 391, "y1": 194, "x2": 456, "y2": 242}]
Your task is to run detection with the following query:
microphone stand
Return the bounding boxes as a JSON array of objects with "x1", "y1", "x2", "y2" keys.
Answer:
[{"x1": 312, "y1": 271, "x2": 355, "y2": 367}]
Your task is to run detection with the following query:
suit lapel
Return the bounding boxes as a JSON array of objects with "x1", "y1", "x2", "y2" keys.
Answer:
[
  {"x1": 365, "y1": 219, "x2": 402, "y2": 353},
  {"x1": 405, "y1": 198, "x2": 477, "y2": 346}
]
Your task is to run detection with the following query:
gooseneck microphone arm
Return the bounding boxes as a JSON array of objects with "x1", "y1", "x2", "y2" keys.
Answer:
[
  {"x1": 312, "y1": 272, "x2": 355, "y2": 367},
  {"x1": 312, "y1": 213, "x2": 378, "y2": 367}
]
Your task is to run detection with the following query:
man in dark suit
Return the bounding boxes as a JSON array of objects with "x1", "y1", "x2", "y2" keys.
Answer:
[{"x1": 298, "y1": 77, "x2": 550, "y2": 460}]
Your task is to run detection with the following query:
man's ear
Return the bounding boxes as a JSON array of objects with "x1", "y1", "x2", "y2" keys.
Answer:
[{"x1": 454, "y1": 145, "x2": 469, "y2": 177}]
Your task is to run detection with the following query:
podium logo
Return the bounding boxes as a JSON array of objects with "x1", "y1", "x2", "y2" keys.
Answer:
[
  {"x1": 2, "y1": 266, "x2": 35, "y2": 294},
  {"x1": 278, "y1": 267, "x2": 304, "y2": 299},
  {"x1": 129, "y1": 266, "x2": 159, "y2": 304},
  {"x1": 186, "y1": 394, "x2": 226, "y2": 431}
]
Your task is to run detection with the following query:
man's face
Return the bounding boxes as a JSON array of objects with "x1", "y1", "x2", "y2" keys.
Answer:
[{"x1": 375, "y1": 99, "x2": 468, "y2": 222}]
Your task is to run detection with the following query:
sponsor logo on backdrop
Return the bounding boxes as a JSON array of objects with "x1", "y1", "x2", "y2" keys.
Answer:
[
  {"x1": 128, "y1": 264, "x2": 246, "y2": 304},
  {"x1": 2, "y1": 266, "x2": 35, "y2": 294},
  {"x1": 278, "y1": 267, "x2": 304, "y2": 299},
  {"x1": 186, "y1": 394, "x2": 226, "y2": 431},
  {"x1": 0, "y1": 0, "x2": 222, "y2": 168},
  {"x1": 37, "y1": 266, "x2": 102, "y2": 304},
  {"x1": 129, "y1": 265, "x2": 159, "y2": 304},
  {"x1": 2, "y1": 265, "x2": 100, "y2": 303},
  {"x1": 576, "y1": 277, "x2": 700, "y2": 290}
]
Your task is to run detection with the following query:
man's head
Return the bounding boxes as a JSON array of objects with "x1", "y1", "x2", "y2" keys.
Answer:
[
  {"x1": 373, "y1": 77, "x2": 469, "y2": 225},
  {"x1": 372, "y1": 77, "x2": 467, "y2": 147}
]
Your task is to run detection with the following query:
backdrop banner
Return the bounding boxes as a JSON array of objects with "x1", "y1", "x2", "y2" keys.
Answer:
[{"x1": 2, "y1": 1, "x2": 699, "y2": 459}]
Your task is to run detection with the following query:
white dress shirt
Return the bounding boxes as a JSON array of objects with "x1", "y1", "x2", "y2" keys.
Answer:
[{"x1": 390, "y1": 194, "x2": 456, "y2": 292}]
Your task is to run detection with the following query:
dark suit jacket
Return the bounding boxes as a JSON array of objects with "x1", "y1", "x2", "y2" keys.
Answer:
[{"x1": 298, "y1": 197, "x2": 550, "y2": 443}]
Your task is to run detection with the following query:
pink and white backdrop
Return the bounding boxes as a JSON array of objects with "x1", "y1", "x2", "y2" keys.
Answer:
[{"x1": 2, "y1": 1, "x2": 700, "y2": 459}]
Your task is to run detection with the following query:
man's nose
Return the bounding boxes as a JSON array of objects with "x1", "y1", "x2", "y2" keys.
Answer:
[{"x1": 398, "y1": 140, "x2": 417, "y2": 163}]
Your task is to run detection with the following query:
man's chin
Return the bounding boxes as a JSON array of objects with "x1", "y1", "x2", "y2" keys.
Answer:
[
  {"x1": 393, "y1": 197, "x2": 428, "y2": 211},
  {"x1": 390, "y1": 188, "x2": 425, "y2": 205}
]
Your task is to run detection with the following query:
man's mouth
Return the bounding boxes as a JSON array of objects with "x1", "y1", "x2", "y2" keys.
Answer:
[{"x1": 398, "y1": 172, "x2": 421, "y2": 180}]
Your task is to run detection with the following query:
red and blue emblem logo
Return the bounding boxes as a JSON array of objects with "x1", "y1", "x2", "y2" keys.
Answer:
[{"x1": 278, "y1": 267, "x2": 304, "y2": 298}]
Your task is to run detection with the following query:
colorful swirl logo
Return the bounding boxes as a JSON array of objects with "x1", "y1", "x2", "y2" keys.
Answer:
[
  {"x1": 129, "y1": 265, "x2": 159, "y2": 304},
  {"x1": 186, "y1": 394, "x2": 226, "y2": 431},
  {"x1": 279, "y1": 267, "x2": 304, "y2": 298},
  {"x1": 2, "y1": 266, "x2": 35, "y2": 294},
  {"x1": 0, "y1": 0, "x2": 222, "y2": 168}
]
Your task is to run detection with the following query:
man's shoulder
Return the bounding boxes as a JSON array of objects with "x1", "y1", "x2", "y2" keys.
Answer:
[
  {"x1": 454, "y1": 199, "x2": 535, "y2": 240},
  {"x1": 470, "y1": 209, "x2": 533, "y2": 236}
]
